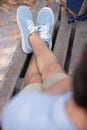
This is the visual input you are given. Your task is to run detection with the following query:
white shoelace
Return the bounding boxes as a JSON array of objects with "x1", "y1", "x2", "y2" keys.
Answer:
[
  {"x1": 27, "y1": 20, "x2": 51, "y2": 39},
  {"x1": 37, "y1": 25, "x2": 51, "y2": 39},
  {"x1": 27, "y1": 20, "x2": 36, "y2": 34}
]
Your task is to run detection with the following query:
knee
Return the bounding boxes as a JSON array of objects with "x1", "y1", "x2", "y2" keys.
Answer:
[
  {"x1": 42, "y1": 62, "x2": 64, "y2": 80},
  {"x1": 25, "y1": 73, "x2": 42, "y2": 85}
]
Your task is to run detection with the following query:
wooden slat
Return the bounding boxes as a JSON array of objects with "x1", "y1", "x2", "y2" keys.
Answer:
[
  {"x1": 69, "y1": 20, "x2": 87, "y2": 75},
  {"x1": 49, "y1": 2, "x2": 61, "y2": 48},
  {"x1": 35, "y1": 0, "x2": 47, "y2": 9},
  {"x1": 0, "y1": 41, "x2": 27, "y2": 120},
  {"x1": 53, "y1": 11, "x2": 73, "y2": 68},
  {"x1": 49, "y1": 2, "x2": 61, "y2": 24},
  {"x1": 15, "y1": 78, "x2": 25, "y2": 93}
]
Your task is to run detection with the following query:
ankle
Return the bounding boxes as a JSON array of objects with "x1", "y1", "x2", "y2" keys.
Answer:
[
  {"x1": 29, "y1": 33, "x2": 47, "y2": 49},
  {"x1": 28, "y1": 33, "x2": 39, "y2": 46}
]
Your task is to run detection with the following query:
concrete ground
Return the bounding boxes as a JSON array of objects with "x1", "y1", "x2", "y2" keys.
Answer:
[{"x1": 0, "y1": 10, "x2": 20, "y2": 81}]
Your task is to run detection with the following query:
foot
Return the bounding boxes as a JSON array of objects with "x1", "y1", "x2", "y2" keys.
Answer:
[
  {"x1": 17, "y1": 5, "x2": 36, "y2": 53},
  {"x1": 36, "y1": 7, "x2": 54, "y2": 49}
]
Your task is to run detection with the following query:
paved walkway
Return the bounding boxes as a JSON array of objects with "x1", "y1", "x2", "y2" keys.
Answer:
[{"x1": 0, "y1": 10, "x2": 20, "y2": 81}]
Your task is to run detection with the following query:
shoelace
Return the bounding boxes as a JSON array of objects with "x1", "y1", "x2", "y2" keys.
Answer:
[
  {"x1": 37, "y1": 25, "x2": 51, "y2": 39},
  {"x1": 27, "y1": 20, "x2": 51, "y2": 39},
  {"x1": 27, "y1": 20, "x2": 36, "y2": 34}
]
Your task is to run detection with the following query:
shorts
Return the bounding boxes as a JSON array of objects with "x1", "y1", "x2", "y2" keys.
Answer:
[{"x1": 22, "y1": 73, "x2": 68, "y2": 92}]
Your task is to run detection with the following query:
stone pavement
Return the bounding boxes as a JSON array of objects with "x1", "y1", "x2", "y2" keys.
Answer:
[{"x1": 0, "y1": 10, "x2": 20, "y2": 82}]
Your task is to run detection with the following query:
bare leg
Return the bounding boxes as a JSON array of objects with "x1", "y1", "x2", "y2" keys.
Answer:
[
  {"x1": 29, "y1": 33, "x2": 65, "y2": 81},
  {"x1": 25, "y1": 55, "x2": 42, "y2": 85},
  {"x1": 28, "y1": 33, "x2": 72, "y2": 95}
]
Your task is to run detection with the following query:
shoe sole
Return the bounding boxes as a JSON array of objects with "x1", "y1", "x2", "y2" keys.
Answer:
[{"x1": 17, "y1": 6, "x2": 32, "y2": 54}]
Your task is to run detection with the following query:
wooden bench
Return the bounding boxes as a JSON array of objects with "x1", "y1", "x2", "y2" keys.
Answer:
[{"x1": 0, "y1": 0, "x2": 87, "y2": 124}]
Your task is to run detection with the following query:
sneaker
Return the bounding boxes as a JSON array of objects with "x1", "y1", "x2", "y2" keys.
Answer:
[
  {"x1": 36, "y1": 7, "x2": 54, "y2": 49},
  {"x1": 17, "y1": 5, "x2": 36, "y2": 53}
]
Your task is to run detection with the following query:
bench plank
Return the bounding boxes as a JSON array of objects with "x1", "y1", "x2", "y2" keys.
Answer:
[
  {"x1": 69, "y1": 21, "x2": 87, "y2": 75},
  {"x1": 48, "y1": 3, "x2": 61, "y2": 48},
  {"x1": 0, "y1": 42, "x2": 27, "y2": 120},
  {"x1": 53, "y1": 10, "x2": 73, "y2": 68},
  {"x1": 49, "y1": 2, "x2": 61, "y2": 24}
]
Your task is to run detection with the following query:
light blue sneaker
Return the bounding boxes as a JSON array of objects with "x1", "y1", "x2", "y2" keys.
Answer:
[
  {"x1": 17, "y1": 5, "x2": 36, "y2": 53},
  {"x1": 36, "y1": 7, "x2": 54, "y2": 49}
]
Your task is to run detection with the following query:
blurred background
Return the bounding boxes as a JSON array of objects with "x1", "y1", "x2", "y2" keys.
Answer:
[{"x1": 0, "y1": 0, "x2": 63, "y2": 11}]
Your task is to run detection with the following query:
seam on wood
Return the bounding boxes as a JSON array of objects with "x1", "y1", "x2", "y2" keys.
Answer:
[
  {"x1": 52, "y1": 4, "x2": 61, "y2": 50},
  {"x1": 64, "y1": 23, "x2": 76, "y2": 72},
  {"x1": 20, "y1": 54, "x2": 32, "y2": 78},
  {"x1": 48, "y1": 2, "x2": 61, "y2": 50},
  {"x1": 53, "y1": 10, "x2": 73, "y2": 68}
]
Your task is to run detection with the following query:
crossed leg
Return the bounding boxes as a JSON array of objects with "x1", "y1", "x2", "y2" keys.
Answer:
[
  {"x1": 25, "y1": 33, "x2": 72, "y2": 95},
  {"x1": 25, "y1": 55, "x2": 42, "y2": 85},
  {"x1": 29, "y1": 33, "x2": 64, "y2": 81}
]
